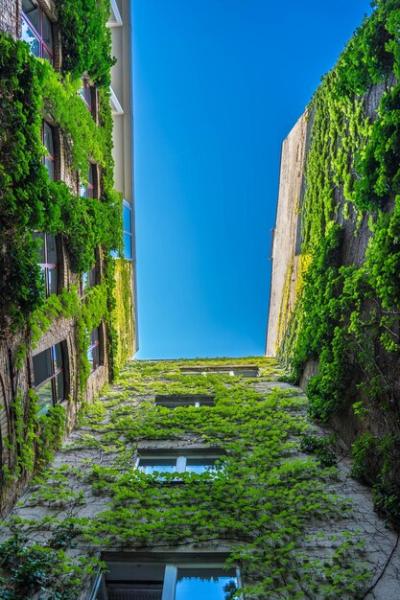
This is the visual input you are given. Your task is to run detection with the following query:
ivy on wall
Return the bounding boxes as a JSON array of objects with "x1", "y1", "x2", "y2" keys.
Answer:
[
  {"x1": 279, "y1": 0, "x2": 400, "y2": 525},
  {"x1": 0, "y1": 1, "x2": 130, "y2": 508},
  {"x1": 0, "y1": 360, "x2": 372, "y2": 599}
]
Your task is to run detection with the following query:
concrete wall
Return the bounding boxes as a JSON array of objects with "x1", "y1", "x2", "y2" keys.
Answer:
[{"x1": 266, "y1": 112, "x2": 308, "y2": 357}]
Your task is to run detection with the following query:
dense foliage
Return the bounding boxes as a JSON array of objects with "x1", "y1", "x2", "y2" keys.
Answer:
[
  {"x1": 0, "y1": 361, "x2": 372, "y2": 599},
  {"x1": 279, "y1": 0, "x2": 400, "y2": 525},
  {"x1": 0, "y1": 0, "x2": 130, "y2": 508}
]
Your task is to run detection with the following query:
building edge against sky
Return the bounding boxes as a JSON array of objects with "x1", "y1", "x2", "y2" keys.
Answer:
[{"x1": 109, "y1": 0, "x2": 139, "y2": 357}]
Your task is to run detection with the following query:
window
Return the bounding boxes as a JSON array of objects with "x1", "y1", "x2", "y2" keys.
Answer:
[
  {"x1": 34, "y1": 232, "x2": 58, "y2": 296},
  {"x1": 155, "y1": 395, "x2": 215, "y2": 408},
  {"x1": 80, "y1": 164, "x2": 97, "y2": 199},
  {"x1": 79, "y1": 79, "x2": 96, "y2": 116},
  {"x1": 21, "y1": 0, "x2": 54, "y2": 62},
  {"x1": 87, "y1": 328, "x2": 101, "y2": 372},
  {"x1": 137, "y1": 451, "x2": 223, "y2": 476},
  {"x1": 32, "y1": 343, "x2": 65, "y2": 412},
  {"x1": 123, "y1": 200, "x2": 133, "y2": 259},
  {"x1": 43, "y1": 122, "x2": 55, "y2": 180},
  {"x1": 95, "y1": 556, "x2": 240, "y2": 600},
  {"x1": 81, "y1": 264, "x2": 97, "y2": 294},
  {"x1": 180, "y1": 366, "x2": 259, "y2": 378}
]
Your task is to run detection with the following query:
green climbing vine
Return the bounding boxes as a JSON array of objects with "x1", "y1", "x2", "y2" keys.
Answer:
[
  {"x1": 279, "y1": 0, "x2": 400, "y2": 525},
  {"x1": 0, "y1": 360, "x2": 372, "y2": 599}
]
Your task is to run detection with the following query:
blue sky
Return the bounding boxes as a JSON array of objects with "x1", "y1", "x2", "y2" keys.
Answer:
[{"x1": 132, "y1": 0, "x2": 371, "y2": 359}]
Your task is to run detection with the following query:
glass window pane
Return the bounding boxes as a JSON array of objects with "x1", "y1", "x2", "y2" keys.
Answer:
[
  {"x1": 80, "y1": 182, "x2": 88, "y2": 198},
  {"x1": 42, "y1": 46, "x2": 52, "y2": 62},
  {"x1": 43, "y1": 123, "x2": 54, "y2": 156},
  {"x1": 92, "y1": 329, "x2": 99, "y2": 345},
  {"x1": 185, "y1": 458, "x2": 217, "y2": 474},
  {"x1": 42, "y1": 14, "x2": 53, "y2": 51},
  {"x1": 54, "y1": 343, "x2": 63, "y2": 371},
  {"x1": 36, "y1": 379, "x2": 54, "y2": 413},
  {"x1": 45, "y1": 156, "x2": 54, "y2": 180},
  {"x1": 87, "y1": 345, "x2": 94, "y2": 369},
  {"x1": 175, "y1": 568, "x2": 237, "y2": 600},
  {"x1": 124, "y1": 232, "x2": 132, "y2": 259},
  {"x1": 106, "y1": 582, "x2": 162, "y2": 599},
  {"x1": 33, "y1": 232, "x2": 45, "y2": 263},
  {"x1": 138, "y1": 459, "x2": 176, "y2": 474},
  {"x1": 123, "y1": 203, "x2": 132, "y2": 233},
  {"x1": 21, "y1": 19, "x2": 40, "y2": 57},
  {"x1": 46, "y1": 234, "x2": 57, "y2": 264},
  {"x1": 32, "y1": 348, "x2": 53, "y2": 386},
  {"x1": 47, "y1": 267, "x2": 58, "y2": 295},
  {"x1": 55, "y1": 371, "x2": 65, "y2": 403},
  {"x1": 22, "y1": 0, "x2": 40, "y2": 32}
]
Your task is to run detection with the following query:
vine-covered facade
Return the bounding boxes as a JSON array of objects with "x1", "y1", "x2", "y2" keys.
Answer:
[
  {"x1": 0, "y1": 0, "x2": 136, "y2": 514},
  {"x1": 267, "y1": 0, "x2": 400, "y2": 526},
  {"x1": 1, "y1": 358, "x2": 399, "y2": 599}
]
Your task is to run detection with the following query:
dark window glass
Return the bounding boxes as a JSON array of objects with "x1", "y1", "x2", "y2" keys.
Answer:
[
  {"x1": 22, "y1": 0, "x2": 53, "y2": 62},
  {"x1": 32, "y1": 343, "x2": 65, "y2": 412},
  {"x1": 34, "y1": 232, "x2": 59, "y2": 296},
  {"x1": 32, "y1": 348, "x2": 52, "y2": 387}
]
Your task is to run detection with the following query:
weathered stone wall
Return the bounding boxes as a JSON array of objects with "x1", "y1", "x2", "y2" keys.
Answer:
[{"x1": 4, "y1": 361, "x2": 400, "y2": 599}]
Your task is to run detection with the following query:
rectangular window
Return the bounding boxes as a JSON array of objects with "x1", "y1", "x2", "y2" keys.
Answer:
[
  {"x1": 34, "y1": 232, "x2": 58, "y2": 296},
  {"x1": 80, "y1": 163, "x2": 97, "y2": 199},
  {"x1": 123, "y1": 200, "x2": 133, "y2": 260},
  {"x1": 137, "y1": 451, "x2": 222, "y2": 476},
  {"x1": 155, "y1": 395, "x2": 215, "y2": 408},
  {"x1": 79, "y1": 79, "x2": 96, "y2": 117},
  {"x1": 87, "y1": 328, "x2": 101, "y2": 372},
  {"x1": 81, "y1": 264, "x2": 97, "y2": 294},
  {"x1": 32, "y1": 343, "x2": 65, "y2": 412},
  {"x1": 22, "y1": 0, "x2": 54, "y2": 62},
  {"x1": 180, "y1": 366, "x2": 259, "y2": 378},
  {"x1": 95, "y1": 557, "x2": 239, "y2": 600}
]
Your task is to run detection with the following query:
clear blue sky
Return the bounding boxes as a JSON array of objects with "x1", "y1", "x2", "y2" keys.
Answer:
[{"x1": 132, "y1": 0, "x2": 371, "y2": 359}]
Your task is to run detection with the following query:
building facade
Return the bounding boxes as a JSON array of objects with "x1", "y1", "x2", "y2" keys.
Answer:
[
  {"x1": 1, "y1": 358, "x2": 400, "y2": 599},
  {"x1": 0, "y1": 0, "x2": 136, "y2": 514}
]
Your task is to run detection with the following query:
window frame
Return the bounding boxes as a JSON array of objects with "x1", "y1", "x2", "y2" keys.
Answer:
[
  {"x1": 136, "y1": 450, "x2": 224, "y2": 476},
  {"x1": 155, "y1": 394, "x2": 215, "y2": 408},
  {"x1": 80, "y1": 163, "x2": 97, "y2": 199},
  {"x1": 32, "y1": 342, "x2": 66, "y2": 413},
  {"x1": 21, "y1": 0, "x2": 54, "y2": 62},
  {"x1": 87, "y1": 327, "x2": 102, "y2": 372},
  {"x1": 93, "y1": 555, "x2": 242, "y2": 600}
]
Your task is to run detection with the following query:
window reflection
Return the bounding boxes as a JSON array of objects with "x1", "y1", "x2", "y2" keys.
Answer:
[{"x1": 176, "y1": 568, "x2": 238, "y2": 600}]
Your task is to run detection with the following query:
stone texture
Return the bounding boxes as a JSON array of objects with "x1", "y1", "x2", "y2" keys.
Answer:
[{"x1": 6, "y1": 371, "x2": 400, "y2": 599}]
